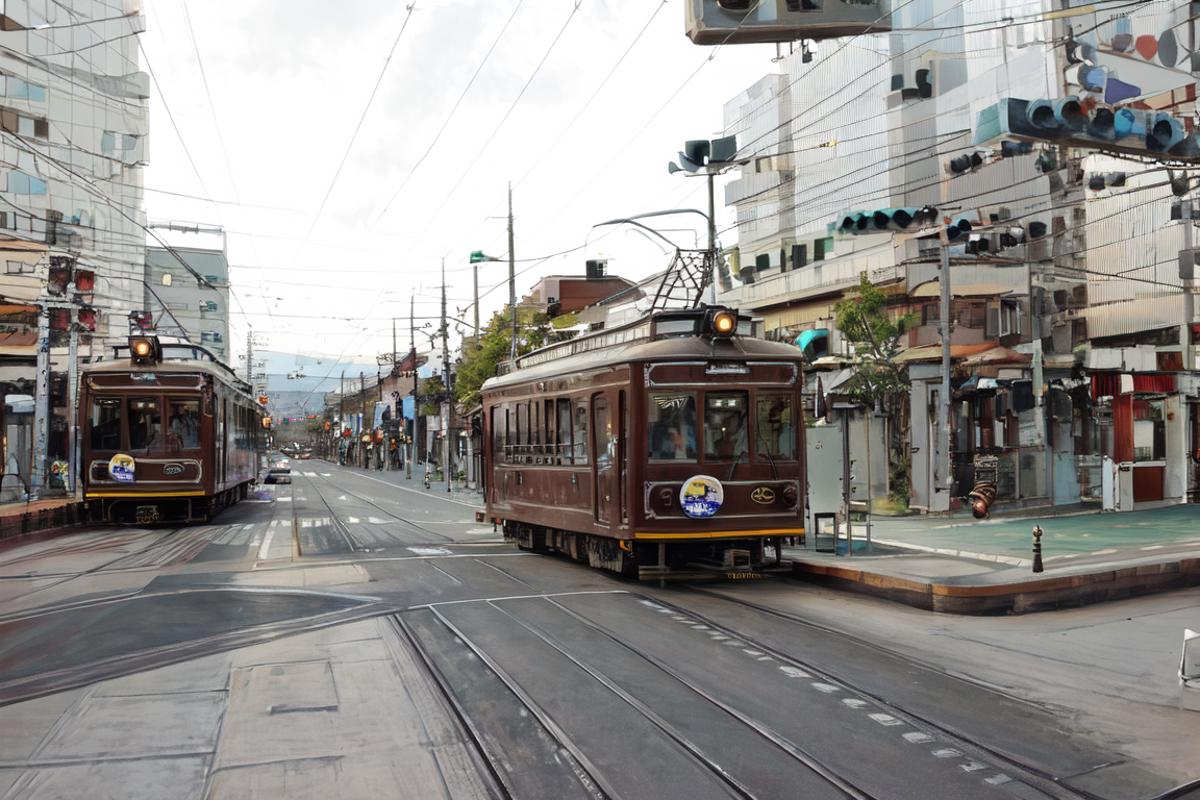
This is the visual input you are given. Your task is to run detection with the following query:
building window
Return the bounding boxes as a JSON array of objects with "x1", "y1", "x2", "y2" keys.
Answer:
[
  {"x1": 6, "y1": 259, "x2": 31, "y2": 274},
  {"x1": 100, "y1": 130, "x2": 115, "y2": 156}
]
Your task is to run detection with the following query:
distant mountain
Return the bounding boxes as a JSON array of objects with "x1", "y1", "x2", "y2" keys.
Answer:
[{"x1": 259, "y1": 351, "x2": 377, "y2": 417}]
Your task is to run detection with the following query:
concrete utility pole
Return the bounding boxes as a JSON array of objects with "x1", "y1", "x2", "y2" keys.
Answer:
[
  {"x1": 30, "y1": 301, "x2": 49, "y2": 500},
  {"x1": 937, "y1": 235, "x2": 953, "y2": 503},
  {"x1": 409, "y1": 294, "x2": 416, "y2": 479},
  {"x1": 508, "y1": 182, "x2": 517, "y2": 360},
  {"x1": 1182, "y1": 192, "x2": 1195, "y2": 371},
  {"x1": 67, "y1": 305, "x2": 78, "y2": 497},
  {"x1": 441, "y1": 259, "x2": 451, "y2": 494},
  {"x1": 706, "y1": 167, "x2": 718, "y2": 305},
  {"x1": 472, "y1": 258, "x2": 480, "y2": 349},
  {"x1": 339, "y1": 371, "x2": 345, "y2": 464},
  {"x1": 359, "y1": 371, "x2": 366, "y2": 468}
]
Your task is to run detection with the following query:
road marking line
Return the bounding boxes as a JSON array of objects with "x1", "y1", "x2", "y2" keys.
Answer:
[
  {"x1": 258, "y1": 530, "x2": 275, "y2": 561},
  {"x1": 691, "y1": 624, "x2": 710, "y2": 630},
  {"x1": 985, "y1": 774, "x2": 1011, "y2": 785},
  {"x1": 243, "y1": 524, "x2": 254, "y2": 530},
  {"x1": 779, "y1": 666, "x2": 809, "y2": 679},
  {"x1": 407, "y1": 546, "x2": 453, "y2": 556},
  {"x1": 303, "y1": 471, "x2": 317, "y2": 477},
  {"x1": 742, "y1": 649, "x2": 763, "y2": 656},
  {"x1": 842, "y1": 699, "x2": 868, "y2": 709},
  {"x1": 869, "y1": 713, "x2": 902, "y2": 726},
  {"x1": 903, "y1": 732, "x2": 934, "y2": 744},
  {"x1": 346, "y1": 516, "x2": 360, "y2": 524},
  {"x1": 959, "y1": 762, "x2": 988, "y2": 773},
  {"x1": 354, "y1": 470, "x2": 483, "y2": 508},
  {"x1": 1140, "y1": 544, "x2": 1165, "y2": 550},
  {"x1": 932, "y1": 748, "x2": 961, "y2": 759},
  {"x1": 320, "y1": 473, "x2": 331, "y2": 477},
  {"x1": 722, "y1": 640, "x2": 744, "y2": 647},
  {"x1": 276, "y1": 497, "x2": 292, "y2": 503},
  {"x1": 1092, "y1": 548, "x2": 1117, "y2": 555},
  {"x1": 270, "y1": 519, "x2": 279, "y2": 528},
  {"x1": 367, "y1": 516, "x2": 388, "y2": 524},
  {"x1": 811, "y1": 683, "x2": 839, "y2": 694},
  {"x1": 756, "y1": 656, "x2": 772, "y2": 662}
]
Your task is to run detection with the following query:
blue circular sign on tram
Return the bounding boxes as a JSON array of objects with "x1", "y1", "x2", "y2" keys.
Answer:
[{"x1": 679, "y1": 475, "x2": 724, "y2": 519}]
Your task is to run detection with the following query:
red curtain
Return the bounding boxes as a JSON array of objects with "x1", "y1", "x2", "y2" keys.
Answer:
[
  {"x1": 1113, "y1": 394, "x2": 1133, "y2": 463},
  {"x1": 1132, "y1": 374, "x2": 1175, "y2": 394},
  {"x1": 1091, "y1": 373, "x2": 1121, "y2": 400}
]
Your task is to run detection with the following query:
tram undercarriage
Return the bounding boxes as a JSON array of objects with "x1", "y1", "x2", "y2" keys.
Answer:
[{"x1": 504, "y1": 522, "x2": 788, "y2": 580}]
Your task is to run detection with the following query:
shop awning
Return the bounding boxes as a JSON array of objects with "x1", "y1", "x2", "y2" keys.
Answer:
[
  {"x1": 894, "y1": 342, "x2": 998, "y2": 363},
  {"x1": 958, "y1": 346, "x2": 1032, "y2": 367}
]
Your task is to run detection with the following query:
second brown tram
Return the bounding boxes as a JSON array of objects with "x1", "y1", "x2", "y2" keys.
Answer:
[
  {"x1": 482, "y1": 306, "x2": 806, "y2": 578},
  {"x1": 80, "y1": 336, "x2": 262, "y2": 524}
]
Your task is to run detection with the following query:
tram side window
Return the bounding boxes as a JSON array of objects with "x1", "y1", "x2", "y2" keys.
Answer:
[
  {"x1": 756, "y1": 393, "x2": 795, "y2": 459},
  {"x1": 648, "y1": 392, "x2": 697, "y2": 461},
  {"x1": 515, "y1": 402, "x2": 528, "y2": 462},
  {"x1": 128, "y1": 397, "x2": 161, "y2": 450},
  {"x1": 491, "y1": 406, "x2": 505, "y2": 464},
  {"x1": 167, "y1": 399, "x2": 201, "y2": 449},
  {"x1": 556, "y1": 399, "x2": 572, "y2": 464},
  {"x1": 704, "y1": 392, "x2": 748, "y2": 460},
  {"x1": 573, "y1": 401, "x2": 589, "y2": 464},
  {"x1": 544, "y1": 399, "x2": 555, "y2": 462},
  {"x1": 89, "y1": 397, "x2": 121, "y2": 450}
]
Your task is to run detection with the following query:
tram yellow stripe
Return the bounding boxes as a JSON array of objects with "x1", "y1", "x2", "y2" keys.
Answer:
[
  {"x1": 85, "y1": 490, "x2": 208, "y2": 498},
  {"x1": 632, "y1": 528, "x2": 803, "y2": 541}
]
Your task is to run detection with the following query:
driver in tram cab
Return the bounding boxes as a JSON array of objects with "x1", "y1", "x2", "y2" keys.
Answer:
[{"x1": 652, "y1": 419, "x2": 695, "y2": 460}]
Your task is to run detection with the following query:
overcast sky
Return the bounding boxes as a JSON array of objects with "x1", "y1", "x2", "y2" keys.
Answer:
[{"x1": 139, "y1": 0, "x2": 777, "y2": 364}]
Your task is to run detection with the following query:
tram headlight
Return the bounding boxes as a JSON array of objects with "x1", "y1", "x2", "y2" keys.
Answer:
[
  {"x1": 707, "y1": 308, "x2": 738, "y2": 338},
  {"x1": 129, "y1": 335, "x2": 160, "y2": 365}
]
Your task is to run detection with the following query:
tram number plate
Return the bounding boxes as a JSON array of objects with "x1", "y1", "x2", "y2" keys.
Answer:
[
  {"x1": 727, "y1": 571, "x2": 761, "y2": 580},
  {"x1": 135, "y1": 505, "x2": 161, "y2": 524}
]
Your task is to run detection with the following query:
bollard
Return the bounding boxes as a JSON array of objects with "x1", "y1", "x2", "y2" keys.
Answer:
[{"x1": 1032, "y1": 525, "x2": 1044, "y2": 573}]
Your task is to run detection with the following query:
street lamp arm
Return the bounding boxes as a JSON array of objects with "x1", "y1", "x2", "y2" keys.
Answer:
[
  {"x1": 590, "y1": 217, "x2": 684, "y2": 249},
  {"x1": 595, "y1": 207, "x2": 711, "y2": 229}
]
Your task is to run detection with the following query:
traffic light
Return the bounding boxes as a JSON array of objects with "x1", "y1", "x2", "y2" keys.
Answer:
[
  {"x1": 684, "y1": 0, "x2": 889, "y2": 45},
  {"x1": 836, "y1": 206, "x2": 938, "y2": 235},
  {"x1": 945, "y1": 216, "x2": 974, "y2": 241},
  {"x1": 974, "y1": 97, "x2": 1200, "y2": 160}
]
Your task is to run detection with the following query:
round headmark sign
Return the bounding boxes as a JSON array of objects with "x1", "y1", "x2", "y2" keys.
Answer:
[
  {"x1": 108, "y1": 453, "x2": 135, "y2": 483},
  {"x1": 679, "y1": 475, "x2": 724, "y2": 519}
]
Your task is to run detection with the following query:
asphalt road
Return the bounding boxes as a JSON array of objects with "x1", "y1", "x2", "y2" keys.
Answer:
[{"x1": 0, "y1": 461, "x2": 1195, "y2": 799}]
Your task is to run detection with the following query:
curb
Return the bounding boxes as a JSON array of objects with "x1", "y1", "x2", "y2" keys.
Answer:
[
  {"x1": 0, "y1": 501, "x2": 91, "y2": 545},
  {"x1": 791, "y1": 556, "x2": 1200, "y2": 614}
]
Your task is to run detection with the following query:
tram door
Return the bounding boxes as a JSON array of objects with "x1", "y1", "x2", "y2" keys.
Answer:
[{"x1": 593, "y1": 394, "x2": 616, "y2": 526}]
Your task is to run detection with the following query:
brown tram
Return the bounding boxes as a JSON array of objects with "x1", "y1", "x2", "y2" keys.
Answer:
[
  {"x1": 482, "y1": 306, "x2": 806, "y2": 579},
  {"x1": 80, "y1": 336, "x2": 262, "y2": 524}
]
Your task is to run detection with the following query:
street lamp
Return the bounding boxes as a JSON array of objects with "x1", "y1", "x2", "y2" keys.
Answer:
[{"x1": 470, "y1": 248, "x2": 510, "y2": 358}]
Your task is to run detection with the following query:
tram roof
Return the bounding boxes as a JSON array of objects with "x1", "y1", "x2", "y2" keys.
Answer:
[
  {"x1": 82, "y1": 342, "x2": 252, "y2": 394},
  {"x1": 482, "y1": 313, "x2": 803, "y2": 392}
]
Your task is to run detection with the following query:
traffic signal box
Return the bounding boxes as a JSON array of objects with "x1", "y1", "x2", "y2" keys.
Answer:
[
  {"x1": 685, "y1": 0, "x2": 890, "y2": 45},
  {"x1": 974, "y1": 96, "x2": 1196, "y2": 160},
  {"x1": 46, "y1": 257, "x2": 97, "y2": 332}
]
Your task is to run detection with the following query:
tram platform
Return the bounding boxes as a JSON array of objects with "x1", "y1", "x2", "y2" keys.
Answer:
[
  {"x1": 785, "y1": 504, "x2": 1200, "y2": 614},
  {"x1": 0, "y1": 495, "x2": 88, "y2": 542}
]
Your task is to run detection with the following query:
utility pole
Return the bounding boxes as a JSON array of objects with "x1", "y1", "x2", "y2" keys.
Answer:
[
  {"x1": 1182, "y1": 190, "x2": 1195, "y2": 372},
  {"x1": 30, "y1": 301, "x2": 49, "y2": 500},
  {"x1": 441, "y1": 258, "x2": 452, "y2": 494},
  {"x1": 508, "y1": 181, "x2": 517, "y2": 360},
  {"x1": 339, "y1": 371, "x2": 345, "y2": 465},
  {"x1": 937, "y1": 234, "x2": 953, "y2": 507},
  {"x1": 67, "y1": 302, "x2": 78, "y2": 497},
  {"x1": 472, "y1": 258, "x2": 480, "y2": 350},
  {"x1": 359, "y1": 371, "x2": 367, "y2": 468},
  {"x1": 409, "y1": 294, "x2": 416, "y2": 479},
  {"x1": 246, "y1": 329, "x2": 253, "y2": 385},
  {"x1": 706, "y1": 168, "x2": 718, "y2": 305}
]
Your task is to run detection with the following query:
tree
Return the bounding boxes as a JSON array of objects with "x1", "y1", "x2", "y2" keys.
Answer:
[
  {"x1": 454, "y1": 305, "x2": 552, "y2": 410},
  {"x1": 833, "y1": 273, "x2": 915, "y2": 506}
]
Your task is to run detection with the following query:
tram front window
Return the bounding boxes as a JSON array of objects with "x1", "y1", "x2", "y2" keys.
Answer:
[
  {"x1": 168, "y1": 399, "x2": 201, "y2": 449},
  {"x1": 89, "y1": 397, "x2": 121, "y2": 450},
  {"x1": 648, "y1": 392, "x2": 697, "y2": 461},
  {"x1": 705, "y1": 392, "x2": 749, "y2": 460},
  {"x1": 756, "y1": 393, "x2": 795, "y2": 459},
  {"x1": 129, "y1": 397, "x2": 161, "y2": 451}
]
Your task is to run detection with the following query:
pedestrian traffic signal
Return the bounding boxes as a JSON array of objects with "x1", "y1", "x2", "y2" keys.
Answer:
[{"x1": 975, "y1": 97, "x2": 1200, "y2": 160}]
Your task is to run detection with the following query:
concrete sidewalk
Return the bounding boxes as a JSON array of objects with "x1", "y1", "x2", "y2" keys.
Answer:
[{"x1": 788, "y1": 504, "x2": 1200, "y2": 613}]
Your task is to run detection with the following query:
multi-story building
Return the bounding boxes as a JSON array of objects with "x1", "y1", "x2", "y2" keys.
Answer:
[
  {"x1": 145, "y1": 226, "x2": 232, "y2": 364},
  {"x1": 718, "y1": 0, "x2": 1199, "y2": 515},
  {"x1": 0, "y1": 1, "x2": 148, "y2": 497}
]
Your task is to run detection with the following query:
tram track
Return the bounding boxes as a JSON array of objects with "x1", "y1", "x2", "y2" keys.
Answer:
[
  {"x1": 301, "y1": 470, "x2": 456, "y2": 546},
  {"x1": 645, "y1": 588, "x2": 1099, "y2": 800},
  {"x1": 395, "y1": 594, "x2": 877, "y2": 800}
]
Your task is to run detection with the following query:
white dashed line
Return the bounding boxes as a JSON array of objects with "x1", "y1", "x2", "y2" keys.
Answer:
[
  {"x1": 811, "y1": 683, "x2": 839, "y2": 694},
  {"x1": 985, "y1": 774, "x2": 1012, "y2": 785},
  {"x1": 346, "y1": 516, "x2": 360, "y2": 524},
  {"x1": 710, "y1": 634, "x2": 729, "y2": 641},
  {"x1": 1140, "y1": 545, "x2": 1165, "y2": 551},
  {"x1": 903, "y1": 732, "x2": 934, "y2": 744},
  {"x1": 691, "y1": 625, "x2": 710, "y2": 630},
  {"x1": 722, "y1": 640, "x2": 745, "y2": 647},
  {"x1": 932, "y1": 749, "x2": 961, "y2": 759},
  {"x1": 778, "y1": 666, "x2": 809, "y2": 679},
  {"x1": 756, "y1": 656, "x2": 772, "y2": 662},
  {"x1": 1092, "y1": 548, "x2": 1117, "y2": 555},
  {"x1": 257, "y1": 530, "x2": 275, "y2": 561},
  {"x1": 868, "y1": 713, "x2": 903, "y2": 727},
  {"x1": 841, "y1": 698, "x2": 868, "y2": 709},
  {"x1": 959, "y1": 762, "x2": 988, "y2": 773},
  {"x1": 742, "y1": 649, "x2": 763, "y2": 657}
]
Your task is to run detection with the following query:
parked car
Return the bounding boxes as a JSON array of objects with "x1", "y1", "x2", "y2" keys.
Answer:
[{"x1": 265, "y1": 456, "x2": 291, "y2": 484}]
